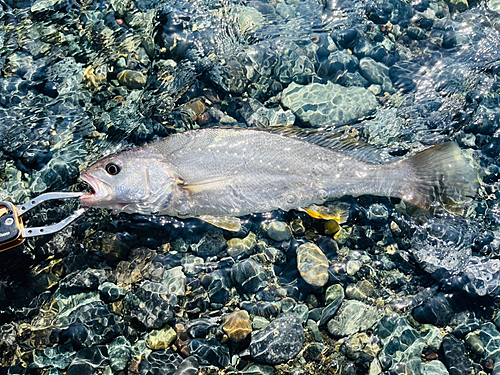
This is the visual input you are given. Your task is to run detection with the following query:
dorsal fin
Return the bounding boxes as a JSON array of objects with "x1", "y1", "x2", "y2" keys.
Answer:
[{"x1": 254, "y1": 126, "x2": 383, "y2": 163}]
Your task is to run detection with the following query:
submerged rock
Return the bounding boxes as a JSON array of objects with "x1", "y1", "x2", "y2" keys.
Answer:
[
  {"x1": 297, "y1": 242, "x2": 330, "y2": 287},
  {"x1": 281, "y1": 81, "x2": 378, "y2": 127},
  {"x1": 327, "y1": 300, "x2": 378, "y2": 337},
  {"x1": 250, "y1": 312, "x2": 304, "y2": 365},
  {"x1": 223, "y1": 310, "x2": 253, "y2": 342}
]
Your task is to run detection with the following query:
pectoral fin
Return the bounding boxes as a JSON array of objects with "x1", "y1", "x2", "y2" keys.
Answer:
[
  {"x1": 299, "y1": 203, "x2": 349, "y2": 224},
  {"x1": 198, "y1": 215, "x2": 241, "y2": 231},
  {"x1": 179, "y1": 177, "x2": 230, "y2": 194}
]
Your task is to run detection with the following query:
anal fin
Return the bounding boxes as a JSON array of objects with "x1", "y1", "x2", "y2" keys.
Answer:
[
  {"x1": 198, "y1": 215, "x2": 241, "y2": 231},
  {"x1": 299, "y1": 202, "x2": 350, "y2": 224}
]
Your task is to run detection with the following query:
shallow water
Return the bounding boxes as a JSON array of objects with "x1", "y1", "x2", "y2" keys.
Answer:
[{"x1": 1, "y1": 0, "x2": 500, "y2": 373}]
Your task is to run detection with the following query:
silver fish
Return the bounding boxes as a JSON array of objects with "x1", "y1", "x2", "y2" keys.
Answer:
[{"x1": 80, "y1": 127, "x2": 477, "y2": 230}]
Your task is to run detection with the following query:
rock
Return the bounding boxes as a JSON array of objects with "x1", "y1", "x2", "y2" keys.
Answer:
[
  {"x1": 319, "y1": 284, "x2": 344, "y2": 326},
  {"x1": 422, "y1": 361, "x2": 450, "y2": 375},
  {"x1": 188, "y1": 338, "x2": 230, "y2": 368},
  {"x1": 227, "y1": 232, "x2": 257, "y2": 257},
  {"x1": 223, "y1": 310, "x2": 252, "y2": 342},
  {"x1": 375, "y1": 314, "x2": 444, "y2": 375},
  {"x1": 263, "y1": 221, "x2": 292, "y2": 242},
  {"x1": 250, "y1": 312, "x2": 304, "y2": 365},
  {"x1": 185, "y1": 317, "x2": 218, "y2": 338},
  {"x1": 346, "y1": 260, "x2": 361, "y2": 275},
  {"x1": 252, "y1": 316, "x2": 270, "y2": 330},
  {"x1": 281, "y1": 81, "x2": 378, "y2": 127},
  {"x1": 138, "y1": 350, "x2": 183, "y2": 375},
  {"x1": 240, "y1": 363, "x2": 275, "y2": 375},
  {"x1": 413, "y1": 293, "x2": 456, "y2": 327},
  {"x1": 66, "y1": 346, "x2": 108, "y2": 375},
  {"x1": 33, "y1": 343, "x2": 76, "y2": 369},
  {"x1": 345, "y1": 280, "x2": 376, "y2": 300},
  {"x1": 122, "y1": 281, "x2": 177, "y2": 329},
  {"x1": 441, "y1": 334, "x2": 471, "y2": 375},
  {"x1": 146, "y1": 326, "x2": 177, "y2": 350},
  {"x1": 173, "y1": 356, "x2": 199, "y2": 375},
  {"x1": 296, "y1": 242, "x2": 329, "y2": 287},
  {"x1": 181, "y1": 256, "x2": 204, "y2": 275},
  {"x1": 98, "y1": 282, "x2": 126, "y2": 303},
  {"x1": 332, "y1": 29, "x2": 361, "y2": 49},
  {"x1": 117, "y1": 70, "x2": 147, "y2": 89},
  {"x1": 162, "y1": 266, "x2": 186, "y2": 296},
  {"x1": 231, "y1": 259, "x2": 268, "y2": 293},
  {"x1": 191, "y1": 228, "x2": 227, "y2": 256},
  {"x1": 488, "y1": 0, "x2": 500, "y2": 12},
  {"x1": 359, "y1": 57, "x2": 393, "y2": 93},
  {"x1": 108, "y1": 336, "x2": 131, "y2": 371},
  {"x1": 327, "y1": 300, "x2": 378, "y2": 337}
]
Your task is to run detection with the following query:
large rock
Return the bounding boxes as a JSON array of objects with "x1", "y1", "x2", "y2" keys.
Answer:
[
  {"x1": 281, "y1": 81, "x2": 377, "y2": 127},
  {"x1": 250, "y1": 312, "x2": 304, "y2": 364}
]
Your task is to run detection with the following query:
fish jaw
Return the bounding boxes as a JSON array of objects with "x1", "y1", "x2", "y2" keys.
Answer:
[{"x1": 79, "y1": 173, "x2": 115, "y2": 207}]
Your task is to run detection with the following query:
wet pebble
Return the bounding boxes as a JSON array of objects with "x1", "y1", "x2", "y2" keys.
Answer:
[
  {"x1": 252, "y1": 316, "x2": 270, "y2": 330},
  {"x1": 319, "y1": 284, "x2": 344, "y2": 326},
  {"x1": 188, "y1": 338, "x2": 230, "y2": 368},
  {"x1": 163, "y1": 266, "x2": 186, "y2": 296},
  {"x1": 98, "y1": 282, "x2": 126, "y2": 303},
  {"x1": 232, "y1": 259, "x2": 268, "y2": 293},
  {"x1": 227, "y1": 232, "x2": 257, "y2": 257},
  {"x1": 146, "y1": 326, "x2": 177, "y2": 350},
  {"x1": 117, "y1": 70, "x2": 147, "y2": 90},
  {"x1": 138, "y1": 350, "x2": 183, "y2": 375},
  {"x1": 249, "y1": 312, "x2": 304, "y2": 365},
  {"x1": 327, "y1": 300, "x2": 378, "y2": 337},
  {"x1": 173, "y1": 356, "x2": 199, "y2": 375},
  {"x1": 108, "y1": 336, "x2": 131, "y2": 371},
  {"x1": 345, "y1": 280, "x2": 376, "y2": 300},
  {"x1": 296, "y1": 242, "x2": 329, "y2": 287},
  {"x1": 223, "y1": 310, "x2": 252, "y2": 342},
  {"x1": 263, "y1": 221, "x2": 292, "y2": 242},
  {"x1": 442, "y1": 334, "x2": 470, "y2": 375}
]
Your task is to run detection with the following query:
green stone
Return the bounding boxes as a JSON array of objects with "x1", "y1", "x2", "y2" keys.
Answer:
[
  {"x1": 327, "y1": 300, "x2": 379, "y2": 337},
  {"x1": 422, "y1": 360, "x2": 450, "y2": 375},
  {"x1": 146, "y1": 326, "x2": 177, "y2": 350},
  {"x1": 325, "y1": 284, "x2": 344, "y2": 305}
]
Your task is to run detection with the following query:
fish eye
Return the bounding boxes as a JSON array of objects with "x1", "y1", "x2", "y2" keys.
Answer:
[{"x1": 105, "y1": 163, "x2": 121, "y2": 175}]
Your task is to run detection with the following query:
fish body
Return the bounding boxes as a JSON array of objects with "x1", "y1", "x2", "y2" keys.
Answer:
[{"x1": 80, "y1": 127, "x2": 477, "y2": 227}]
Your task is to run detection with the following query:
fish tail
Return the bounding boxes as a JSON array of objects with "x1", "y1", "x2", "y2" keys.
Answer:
[{"x1": 397, "y1": 142, "x2": 478, "y2": 209}]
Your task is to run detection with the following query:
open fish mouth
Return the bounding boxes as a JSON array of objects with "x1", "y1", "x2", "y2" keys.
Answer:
[{"x1": 79, "y1": 173, "x2": 112, "y2": 205}]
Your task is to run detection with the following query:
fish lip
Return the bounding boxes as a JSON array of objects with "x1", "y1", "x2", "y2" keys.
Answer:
[{"x1": 79, "y1": 173, "x2": 111, "y2": 205}]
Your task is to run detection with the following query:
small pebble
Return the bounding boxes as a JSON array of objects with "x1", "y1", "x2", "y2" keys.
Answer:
[
  {"x1": 146, "y1": 326, "x2": 177, "y2": 350},
  {"x1": 223, "y1": 310, "x2": 252, "y2": 342},
  {"x1": 297, "y1": 242, "x2": 329, "y2": 287}
]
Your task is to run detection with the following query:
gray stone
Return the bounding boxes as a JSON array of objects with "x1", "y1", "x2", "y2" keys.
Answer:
[
  {"x1": 263, "y1": 221, "x2": 292, "y2": 242},
  {"x1": 173, "y1": 356, "x2": 199, "y2": 375},
  {"x1": 359, "y1": 57, "x2": 394, "y2": 93},
  {"x1": 327, "y1": 300, "x2": 378, "y2": 337},
  {"x1": 422, "y1": 361, "x2": 449, "y2": 375},
  {"x1": 163, "y1": 266, "x2": 186, "y2": 296},
  {"x1": 250, "y1": 312, "x2": 304, "y2": 365},
  {"x1": 281, "y1": 81, "x2": 378, "y2": 127},
  {"x1": 319, "y1": 284, "x2": 344, "y2": 326},
  {"x1": 108, "y1": 336, "x2": 132, "y2": 371},
  {"x1": 232, "y1": 259, "x2": 268, "y2": 293}
]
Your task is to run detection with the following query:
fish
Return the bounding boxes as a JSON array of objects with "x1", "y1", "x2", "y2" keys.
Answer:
[{"x1": 79, "y1": 126, "x2": 478, "y2": 231}]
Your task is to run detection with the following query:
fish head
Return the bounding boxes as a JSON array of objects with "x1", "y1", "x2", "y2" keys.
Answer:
[{"x1": 79, "y1": 149, "x2": 177, "y2": 214}]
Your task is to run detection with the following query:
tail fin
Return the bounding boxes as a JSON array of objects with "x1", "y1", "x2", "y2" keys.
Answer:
[{"x1": 398, "y1": 143, "x2": 478, "y2": 210}]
